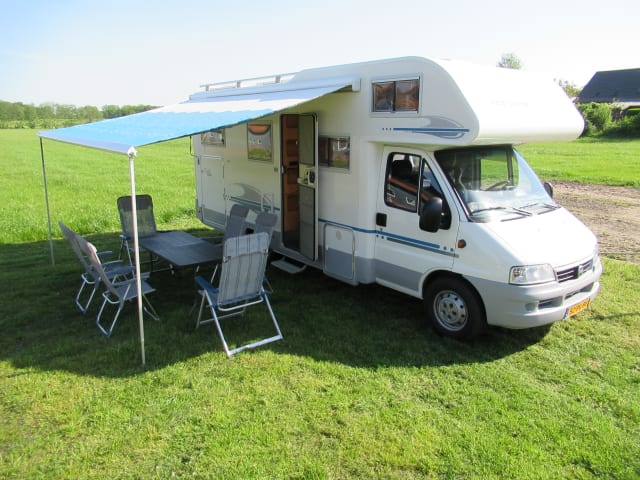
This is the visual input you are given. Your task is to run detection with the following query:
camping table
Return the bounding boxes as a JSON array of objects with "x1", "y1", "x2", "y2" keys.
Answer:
[{"x1": 139, "y1": 231, "x2": 221, "y2": 269}]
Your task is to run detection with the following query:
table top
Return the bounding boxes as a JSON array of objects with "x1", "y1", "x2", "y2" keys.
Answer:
[{"x1": 139, "y1": 231, "x2": 222, "y2": 268}]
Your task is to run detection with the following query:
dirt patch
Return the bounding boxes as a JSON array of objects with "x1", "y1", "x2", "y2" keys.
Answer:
[{"x1": 552, "y1": 181, "x2": 640, "y2": 263}]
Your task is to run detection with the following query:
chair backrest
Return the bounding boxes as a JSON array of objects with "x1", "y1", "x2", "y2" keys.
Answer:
[
  {"x1": 254, "y1": 212, "x2": 277, "y2": 241},
  {"x1": 217, "y1": 232, "x2": 270, "y2": 306},
  {"x1": 59, "y1": 221, "x2": 86, "y2": 265},
  {"x1": 117, "y1": 194, "x2": 157, "y2": 239},
  {"x1": 224, "y1": 204, "x2": 249, "y2": 240},
  {"x1": 75, "y1": 235, "x2": 120, "y2": 298},
  {"x1": 59, "y1": 221, "x2": 101, "y2": 279}
]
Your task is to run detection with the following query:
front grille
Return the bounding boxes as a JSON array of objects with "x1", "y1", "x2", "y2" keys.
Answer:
[{"x1": 556, "y1": 258, "x2": 594, "y2": 283}]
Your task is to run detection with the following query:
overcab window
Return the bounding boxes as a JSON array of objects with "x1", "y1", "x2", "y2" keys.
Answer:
[{"x1": 372, "y1": 79, "x2": 420, "y2": 112}]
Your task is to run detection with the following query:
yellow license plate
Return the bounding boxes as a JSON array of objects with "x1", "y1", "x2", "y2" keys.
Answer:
[{"x1": 566, "y1": 298, "x2": 590, "y2": 318}]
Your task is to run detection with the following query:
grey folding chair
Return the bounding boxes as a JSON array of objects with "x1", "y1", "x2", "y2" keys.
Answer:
[
  {"x1": 59, "y1": 221, "x2": 132, "y2": 314},
  {"x1": 76, "y1": 234, "x2": 159, "y2": 337},
  {"x1": 208, "y1": 203, "x2": 250, "y2": 262},
  {"x1": 195, "y1": 232, "x2": 283, "y2": 357},
  {"x1": 253, "y1": 211, "x2": 277, "y2": 292},
  {"x1": 117, "y1": 194, "x2": 159, "y2": 265},
  {"x1": 254, "y1": 211, "x2": 277, "y2": 243},
  {"x1": 226, "y1": 204, "x2": 250, "y2": 238}
]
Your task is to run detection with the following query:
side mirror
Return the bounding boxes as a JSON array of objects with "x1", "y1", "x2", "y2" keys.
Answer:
[
  {"x1": 544, "y1": 181, "x2": 554, "y2": 198},
  {"x1": 420, "y1": 197, "x2": 443, "y2": 232}
]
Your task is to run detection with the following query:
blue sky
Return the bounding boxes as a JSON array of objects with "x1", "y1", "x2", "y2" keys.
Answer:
[{"x1": 1, "y1": 0, "x2": 638, "y2": 107}]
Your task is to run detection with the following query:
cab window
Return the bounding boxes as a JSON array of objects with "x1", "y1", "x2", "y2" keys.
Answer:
[
  {"x1": 385, "y1": 153, "x2": 420, "y2": 212},
  {"x1": 384, "y1": 152, "x2": 449, "y2": 227}
]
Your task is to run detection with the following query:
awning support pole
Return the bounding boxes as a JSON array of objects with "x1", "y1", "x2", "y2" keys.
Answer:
[
  {"x1": 128, "y1": 147, "x2": 146, "y2": 366},
  {"x1": 40, "y1": 138, "x2": 55, "y2": 265}
]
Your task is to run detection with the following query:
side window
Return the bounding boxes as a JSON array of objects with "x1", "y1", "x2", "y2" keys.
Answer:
[
  {"x1": 201, "y1": 129, "x2": 225, "y2": 146},
  {"x1": 319, "y1": 136, "x2": 350, "y2": 169},
  {"x1": 385, "y1": 153, "x2": 421, "y2": 212},
  {"x1": 421, "y1": 159, "x2": 451, "y2": 230},
  {"x1": 247, "y1": 123, "x2": 272, "y2": 162}
]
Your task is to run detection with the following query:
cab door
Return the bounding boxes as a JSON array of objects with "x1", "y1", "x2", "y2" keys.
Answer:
[{"x1": 374, "y1": 147, "x2": 458, "y2": 296}]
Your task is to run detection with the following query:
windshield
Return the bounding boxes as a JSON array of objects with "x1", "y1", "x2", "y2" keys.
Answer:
[{"x1": 434, "y1": 146, "x2": 558, "y2": 222}]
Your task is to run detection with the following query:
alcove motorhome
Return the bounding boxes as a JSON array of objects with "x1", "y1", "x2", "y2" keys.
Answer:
[{"x1": 191, "y1": 56, "x2": 601, "y2": 338}]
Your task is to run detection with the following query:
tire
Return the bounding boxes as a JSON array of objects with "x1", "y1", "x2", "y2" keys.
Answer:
[{"x1": 423, "y1": 276, "x2": 486, "y2": 339}]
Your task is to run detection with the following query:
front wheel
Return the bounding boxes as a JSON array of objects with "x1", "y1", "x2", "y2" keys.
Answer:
[{"x1": 424, "y1": 277, "x2": 486, "y2": 339}]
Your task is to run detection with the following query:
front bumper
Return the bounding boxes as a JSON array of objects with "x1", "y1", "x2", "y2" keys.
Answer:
[{"x1": 468, "y1": 258, "x2": 603, "y2": 329}]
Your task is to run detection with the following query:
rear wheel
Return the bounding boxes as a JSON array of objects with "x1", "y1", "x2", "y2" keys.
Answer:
[{"x1": 424, "y1": 276, "x2": 486, "y2": 339}]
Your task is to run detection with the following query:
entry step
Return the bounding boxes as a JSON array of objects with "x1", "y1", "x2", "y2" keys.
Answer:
[{"x1": 271, "y1": 258, "x2": 307, "y2": 274}]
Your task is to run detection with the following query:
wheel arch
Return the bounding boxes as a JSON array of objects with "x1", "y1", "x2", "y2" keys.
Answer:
[{"x1": 420, "y1": 270, "x2": 487, "y2": 321}]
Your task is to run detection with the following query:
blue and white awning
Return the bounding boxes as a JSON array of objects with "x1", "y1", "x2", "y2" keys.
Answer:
[{"x1": 38, "y1": 80, "x2": 353, "y2": 154}]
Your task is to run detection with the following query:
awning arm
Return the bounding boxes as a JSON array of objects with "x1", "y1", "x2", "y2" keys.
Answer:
[{"x1": 40, "y1": 138, "x2": 55, "y2": 265}]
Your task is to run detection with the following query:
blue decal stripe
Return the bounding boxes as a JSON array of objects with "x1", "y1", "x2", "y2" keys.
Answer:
[
  {"x1": 387, "y1": 235, "x2": 456, "y2": 257},
  {"x1": 319, "y1": 218, "x2": 456, "y2": 258},
  {"x1": 393, "y1": 127, "x2": 470, "y2": 133}
]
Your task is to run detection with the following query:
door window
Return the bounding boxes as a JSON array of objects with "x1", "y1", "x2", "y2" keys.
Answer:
[
  {"x1": 383, "y1": 152, "x2": 449, "y2": 227},
  {"x1": 385, "y1": 153, "x2": 421, "y2": 212}
]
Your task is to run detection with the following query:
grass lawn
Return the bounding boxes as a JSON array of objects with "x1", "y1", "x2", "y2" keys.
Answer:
[
  {"x1": 1, "y1": 130, "x2": 639, "y2": 479},
  {"x1": 518, "y1": 137, "x2": 640, "y2": 187}
]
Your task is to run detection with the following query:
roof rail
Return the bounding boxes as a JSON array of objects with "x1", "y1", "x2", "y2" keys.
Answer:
[{"x1": 200, "y1": 72, "x2": 297, "y2": 92}]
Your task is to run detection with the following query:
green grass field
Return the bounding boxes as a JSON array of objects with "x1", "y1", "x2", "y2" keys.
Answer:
[
  {"x1": 518, "y1": 137, "x2": 640, "y2": 187},
  {"x1": 1, "y1": 130, "x2": 639, "y2": 479}
]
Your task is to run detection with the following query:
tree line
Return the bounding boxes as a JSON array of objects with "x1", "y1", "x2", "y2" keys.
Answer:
[{"x1": 0, "y1": 101, "x2": 156, "y2": 129}]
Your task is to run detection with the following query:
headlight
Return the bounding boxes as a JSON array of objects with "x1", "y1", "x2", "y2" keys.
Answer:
[
  {"x1": 509, "y1": 264, "x2": 556, "y2": 285},
  {"x1": 593, "y1": 246, "x2": 602, "y2": 270}
]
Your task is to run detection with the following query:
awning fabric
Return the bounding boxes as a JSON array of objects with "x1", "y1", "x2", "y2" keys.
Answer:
[{"x1": 38, "y1": 82, "x2": 350, "y2": 154}]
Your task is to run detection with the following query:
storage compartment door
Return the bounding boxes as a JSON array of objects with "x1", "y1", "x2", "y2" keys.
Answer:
[{"x1": 324, "y1": 224, "x2": 355, "y2": 281}]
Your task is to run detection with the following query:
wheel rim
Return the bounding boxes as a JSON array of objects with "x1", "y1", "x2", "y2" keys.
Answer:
[{"x1": 433, "y1": 290, "x2": 468, "y2": 332}]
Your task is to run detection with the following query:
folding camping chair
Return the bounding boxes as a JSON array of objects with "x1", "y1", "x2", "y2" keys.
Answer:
[
  {"x1": 117, "y1": 194, "x2": 160, "y2": 265},
  {"x1": 253, "y1": 211, "x2": 277, "y2": 242},
  {"x1": 76, "y1": 234, "x2": 159, "y2": 337},
  {"x1": 195, "y1": 232, "x2": 283, "y2": 357},
  {"x1": 208, "y1": 204, "x2": 250, "y2": 253},
  {"x1": 253, "y1": 211, "x2": 277, "y2": 292},
  {"x1": 59, "y1": 221, "x2": 133, "y2": 314}
]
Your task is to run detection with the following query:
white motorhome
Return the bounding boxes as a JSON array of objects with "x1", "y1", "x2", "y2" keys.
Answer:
[{"x1": 190, "y1": 56, "x2": 601, "y2": 338}]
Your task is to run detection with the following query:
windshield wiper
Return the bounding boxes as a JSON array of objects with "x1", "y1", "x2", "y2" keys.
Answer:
[
  {"x1": 519, "y1": 202, "x2": 560, "y2": 212},
  {"x1": 470, "y1": 206, "x2": 532, "y2": 217}
]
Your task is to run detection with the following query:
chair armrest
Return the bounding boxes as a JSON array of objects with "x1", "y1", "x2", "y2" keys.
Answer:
[
  {"x1": 97, "y1": 250, "x2": 113, "y2": 260},
  {"x1": 195, "y1": 275, "x2": 219, "y2": 295}
]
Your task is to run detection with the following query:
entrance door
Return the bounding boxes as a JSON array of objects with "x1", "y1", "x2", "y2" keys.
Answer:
[{"x1": 280, "y1": 114, "x2": 318, "y2": 260}]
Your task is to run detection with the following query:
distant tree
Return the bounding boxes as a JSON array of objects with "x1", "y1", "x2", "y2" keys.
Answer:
[
  {"x1": 37, "y1": 103, "x2": 55, "y2": 119},
  {"x1": 23, "y1": 104, "x2": 37, "y2": 121},
  {"x1": 55, "y1": 104, "x2": 78, "y2": 119},
  {"x1": 556, "y1": 79, "x2": 581, "y2": 99},
  {"x1": 102, "y1": 104, "x2": 122, "y2": 119},
  {"x1": 0, "y1": 100, "x2": 156, "y2": 127},
  {"x1": 102, "y1": 104, "x2": 156, "y2": 118},
  {"x1": 120, "y1": 104, "x2": 157, "y2": 116},
  {"x1": 77, "y1": 105, "x2": 102, "y2": 121},
  {"x1": 497, "y1": 53, "x2": 523, "y2": 70},
  {"x1": 579, "y1": 102, "x2": 612, "y2": 133}
]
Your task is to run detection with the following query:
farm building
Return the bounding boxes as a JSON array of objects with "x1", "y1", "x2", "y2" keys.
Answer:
[{"x1": 579, "y1": 68, "x2": 640, "y2": 116}]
